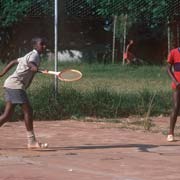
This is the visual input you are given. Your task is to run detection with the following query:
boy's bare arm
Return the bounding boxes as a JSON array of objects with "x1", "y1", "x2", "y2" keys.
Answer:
[
  {"x1": 0, "y1": 59, "x2": 18, "y2": 77},
  {"x1": 28, "y1": 62, "x2": 48, "y2": 73}
]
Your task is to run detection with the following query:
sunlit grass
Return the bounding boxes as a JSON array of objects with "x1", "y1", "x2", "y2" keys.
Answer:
[
  {"x1": 0, "y1": 61, "x2": 171, "y2": 95},
  {"x1": 0, "y1": 60, "x2": 172, "y2": 120}
]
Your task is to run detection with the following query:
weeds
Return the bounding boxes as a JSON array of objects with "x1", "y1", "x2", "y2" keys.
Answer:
[
  {"x1": 0, "y1": 63, "x2": 172, "y2": 121},
  {"x1": 143, "y1": 91, "x2": 156, "y2": 130},
  {"x1": 20, "y1": 86, "x2": 171, "y2": 120}
]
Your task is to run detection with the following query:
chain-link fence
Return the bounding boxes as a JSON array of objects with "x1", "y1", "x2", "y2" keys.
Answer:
[
  {"x1": 1, "y1": 0, "x2": 180, "y2": 118},
  {"x1": 0, "y1": 1, "x2": 180, "y2": 92},
  {"x1": 1, "y1": 0, "x2": 180, "y2": 64}
]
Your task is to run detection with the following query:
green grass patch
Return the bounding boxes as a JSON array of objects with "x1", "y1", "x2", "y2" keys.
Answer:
[
  {"x1": 27, "y1": 86, "x2": 171, "y2": 120},
  {"x1": 0, "y1": 62, "x2": 173, "y2": 120}
]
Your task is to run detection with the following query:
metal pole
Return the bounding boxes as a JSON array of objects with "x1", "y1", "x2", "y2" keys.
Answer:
[
  {"x1": 112, "y1": 15, "x2": 117, "y2": 64},
  {"x1": 167, "y1": 18, "x2": 171, "y2": 53},
  {"x1": 177, "y1": 24, "x2": 179, "y2": 47},
  {"x1": 122, "y1": 14, "x2": 127, "y2": 65},
  {"x1": 54, "y1": 0, "x2": 58, "y2": 96}
]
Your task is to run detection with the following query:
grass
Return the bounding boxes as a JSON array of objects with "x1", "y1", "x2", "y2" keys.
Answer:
[
  {"x1": 66, "y1": 63, "x2": 169, "y2": 93},
  {"x1": 0, "y1": 61, "x2": 168, "y2": 94},
  {"x1": 0, "y1": 61, "x2": 173, "y2": 122},
  {"x1": 28, "y1": 61, "x2": 170, "y2": 93}
]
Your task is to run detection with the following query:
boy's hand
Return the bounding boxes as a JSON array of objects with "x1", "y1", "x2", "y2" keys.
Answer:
[
  {"x1": 176, "y1": 82, "x2": 180, "y2": 89},
  {"x1": 30, "y1": 66, "x2": 38, "y2": 72},
  {"x1": 40, "y1": 69, "x2": 48, "y2": 74},
  {"x1": 28, "y1": 62, "x2": 38, "y2": 72}
]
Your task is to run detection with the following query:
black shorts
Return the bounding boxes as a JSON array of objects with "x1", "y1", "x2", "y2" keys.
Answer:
[{"x1": 4, "y1": 88, "x2": 29, "y2": 104}]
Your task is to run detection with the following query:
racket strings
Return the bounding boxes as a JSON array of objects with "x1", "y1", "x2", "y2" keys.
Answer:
[{"x1": 59, "y1": 70, "x2": 82, "y2": 81}]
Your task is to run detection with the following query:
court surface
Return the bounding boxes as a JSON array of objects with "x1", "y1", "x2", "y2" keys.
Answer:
[{"x1": 0, "y1": 117, "x2": 180, "y2": 180}]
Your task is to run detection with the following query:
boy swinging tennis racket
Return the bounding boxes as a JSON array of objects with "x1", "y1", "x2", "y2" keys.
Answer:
[{"x1": 0, "y1": 37, "x2": 48, "y2": 149}]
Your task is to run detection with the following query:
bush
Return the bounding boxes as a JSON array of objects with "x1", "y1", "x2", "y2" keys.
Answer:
[{"x1": 22, "y1": 86, "x2": 172, "y2": 120}]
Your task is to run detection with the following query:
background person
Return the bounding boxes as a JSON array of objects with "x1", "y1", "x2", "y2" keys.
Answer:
[
  {"x1": 167, "y1": 47, "x2": 180, "y2": 142},
  {"x1": 124, "y1": 40, "x2": 136, "y2": 64}
]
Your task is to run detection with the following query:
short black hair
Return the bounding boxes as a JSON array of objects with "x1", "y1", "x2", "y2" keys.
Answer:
[{"x1": 31, "y1": 37, "x2": 46, "y2": 47}]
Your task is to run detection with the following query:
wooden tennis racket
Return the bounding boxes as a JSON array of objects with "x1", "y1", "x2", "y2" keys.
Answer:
[{"x1": 39, "y1": 69, "x2": 82, "y2": 82}]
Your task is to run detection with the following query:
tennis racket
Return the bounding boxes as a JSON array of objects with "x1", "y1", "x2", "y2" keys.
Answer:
[{"x1": 39, "y1": 69, "x2": 82, "y2": 82}]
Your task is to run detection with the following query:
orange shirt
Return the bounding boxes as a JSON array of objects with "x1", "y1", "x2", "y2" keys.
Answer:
[{"x1": 167, "y1": 48, "x2": 180, "y2": 89}]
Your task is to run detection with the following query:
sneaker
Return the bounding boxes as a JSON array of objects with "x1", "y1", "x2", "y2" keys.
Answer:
[
  {"x1": 167, "y1": 134, "x2": 174, "y2": 142},
  {"x1": 27, "y1": 141, "x2": 48, "y2": 149}
]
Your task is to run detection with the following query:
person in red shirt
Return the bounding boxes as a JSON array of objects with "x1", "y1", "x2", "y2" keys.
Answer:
[
  {"x1": 167, "y1": 47, "x2": 180, "y2": 141},
  {"x1": 123, "y1": 40, "x2": 136, "y2": 64}
]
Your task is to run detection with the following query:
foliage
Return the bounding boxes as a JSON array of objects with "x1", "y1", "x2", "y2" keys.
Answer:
[
  {"x1": 0, "y1": 0, "x2": 53, "y2": 27},
  {"x1": 19, "y1": 86, "x2": 171, "y2": 120},
  {"x1": 0, "y1": 0, "x2": 53, "y2": 61},
  {"x1": 85, "y1": 0, "x2": 179, "y2": 40},
  {"x1": 85, "y1": 0, "x2": 171, "y2": 60},
  {"x1": 0, "y1": 62, "x2": 172, "y2": 120},
  {"x1": 0, "y1": 0, "x2": 30, "y2": 27},
  {"x1": 86, "y1": 0, "x2": 170, "y2": 24}
]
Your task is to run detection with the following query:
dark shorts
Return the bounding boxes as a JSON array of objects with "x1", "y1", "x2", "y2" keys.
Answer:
[{"x1": 4, "y1": 88, "x2": 29, "y2": 104}]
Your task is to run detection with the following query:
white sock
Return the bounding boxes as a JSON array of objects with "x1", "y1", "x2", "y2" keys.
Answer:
[{"x1": 27, "y1": 130, "x2": 36, "y2": 144}]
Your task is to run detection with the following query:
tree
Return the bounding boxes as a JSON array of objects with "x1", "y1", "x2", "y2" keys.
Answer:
[
  {"x1": 85, "y1": 0, "x2": 175, "y2": 63},
  {"x1": 0, "y1": 0, "x2": 53, "y2": 61},
  {"x1": 0, "y1": 0, "x2": 30, "y2": 27},
  {"x1": 85, "y1": 0, "x2": 169, "y2": 23},
  {"x1": 0, "y1": 0, "x2": 53, "y2": 28}
]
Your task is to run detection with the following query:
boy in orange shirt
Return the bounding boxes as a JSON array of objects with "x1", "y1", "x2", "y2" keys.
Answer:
[{"x1": 167, "y1": 47, "x2": 180, "y2": 141}]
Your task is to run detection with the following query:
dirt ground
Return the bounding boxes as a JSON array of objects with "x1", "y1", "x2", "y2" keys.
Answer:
[{"x1": 0, "y1": 116, "x2": 180, "y2": 180}]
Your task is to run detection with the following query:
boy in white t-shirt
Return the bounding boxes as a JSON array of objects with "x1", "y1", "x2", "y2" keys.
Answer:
[{"x1": 0, "y1": 37, "x2": 48, "y2": 149}]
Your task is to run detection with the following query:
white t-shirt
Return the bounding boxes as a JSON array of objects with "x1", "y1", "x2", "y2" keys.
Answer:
[{"x1": 4, "y1": 50, "x2": 40, "y2": 90}]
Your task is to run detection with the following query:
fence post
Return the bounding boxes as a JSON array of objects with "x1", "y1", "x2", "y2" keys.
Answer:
[
  {"x1": 167, "y1": 17, "x2": 171, "y2": 54},
  {"x1": 112, "y1": 15, "x2": 117, "y2": 64},
  {"x1": 54, "y1": 0, "x2": 58, "y2": 97}
]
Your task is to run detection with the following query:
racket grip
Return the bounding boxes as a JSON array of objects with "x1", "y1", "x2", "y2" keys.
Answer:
[
  {"x1": 47, "y1": 71, "x2": 60, "y2": 76},
  {"x1": 38, "y1": 70, "x2": 59, "y2": 75}
]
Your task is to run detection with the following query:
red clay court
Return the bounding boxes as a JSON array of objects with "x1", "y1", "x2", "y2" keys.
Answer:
[{"x1": 0, "y1": 117, "x2": 180, "y2": 180}]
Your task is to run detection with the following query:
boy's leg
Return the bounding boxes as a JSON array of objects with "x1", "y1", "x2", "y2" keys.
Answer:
[
  {"x1": 21, "y1": 102, "x2": 37, "y2": 146},
  {"x1": 0, "y1": 102, "x2": 15, "y2": 127},
  {"x1": 21, "y1": 102, "x2": 48, "y2": 148},
  {"x1": 21, "y1": 102, "x2": 33, "y2": 131},
  {"x1": 169, "y1": 89, "x2": 180, "y2": 137}
]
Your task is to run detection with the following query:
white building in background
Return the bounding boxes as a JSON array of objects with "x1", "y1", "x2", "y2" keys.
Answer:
[{"x1": 47, "y1": 50, "x2": 82, "y2": 62}]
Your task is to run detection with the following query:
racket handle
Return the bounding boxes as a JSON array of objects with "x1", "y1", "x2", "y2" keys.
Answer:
[
  {"x1": 47, "y1": 71, "x2": 60, "y2": 76},
  {"x1": 38, "y1": 70, "x2": 60, "y2": 76}
]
